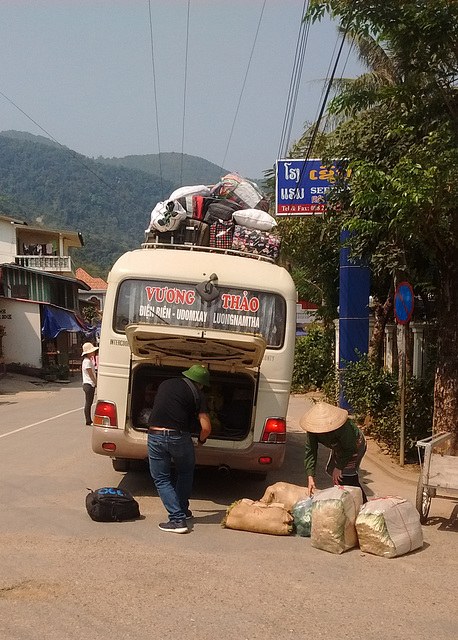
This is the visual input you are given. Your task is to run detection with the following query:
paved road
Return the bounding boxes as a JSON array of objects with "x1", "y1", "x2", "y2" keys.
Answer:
[{"x1": 0, "y1": 374, "x2": 457, "y2": 640}]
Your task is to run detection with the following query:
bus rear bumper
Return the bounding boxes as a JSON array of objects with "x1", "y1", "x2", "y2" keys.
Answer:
[{"x1": 91, "y1": 426, "x2": 286, "y2": 472}]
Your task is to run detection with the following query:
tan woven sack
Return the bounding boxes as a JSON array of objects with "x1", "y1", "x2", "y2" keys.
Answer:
[
  {"x1": 259, "y1": 482, "x2": 309, "y2": 512},
  {"x1": 222, "y1": 498, "x2": 294, "y2": 535}
]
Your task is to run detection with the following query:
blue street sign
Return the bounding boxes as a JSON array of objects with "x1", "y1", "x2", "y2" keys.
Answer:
[
  {"x1": 394, "y1": 282, "x2": 414, "y2": 324},
  {"x1": 275, "y1": 158, "x2": 350, "y2": 216}
]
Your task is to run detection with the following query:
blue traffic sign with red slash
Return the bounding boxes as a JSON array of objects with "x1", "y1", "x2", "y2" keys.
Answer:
[{"x1": 394, "y1": 282, "x2": 414, "y2": 324}]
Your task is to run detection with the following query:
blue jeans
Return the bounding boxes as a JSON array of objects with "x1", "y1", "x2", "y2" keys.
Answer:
[{"x1": 147, "y1": 431, "x2": 195, "y2": 522}]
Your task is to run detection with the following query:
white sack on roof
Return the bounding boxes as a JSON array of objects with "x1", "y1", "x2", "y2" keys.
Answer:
[
  {"x1": 146, "y1": 200, "x2": 187, "y2": 233},
  {"x1": 233, "y1": 209, "x2": 277, "y2": 231},
  {"x1": 168, "y1": 185, "x2": 212, "y2": 200}
]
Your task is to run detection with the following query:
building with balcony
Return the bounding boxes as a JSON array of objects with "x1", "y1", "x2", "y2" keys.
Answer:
[
  {"x1": 0, "y1": 214, "x2": 91, "y2": 377},
  {"x1": 0, "y1": 213, "x2": 83, "y2": 275}
]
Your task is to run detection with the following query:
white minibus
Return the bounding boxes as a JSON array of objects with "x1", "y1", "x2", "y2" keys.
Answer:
[{"x1": 92, "y1": 243, "x2": 297, "y2": 477}]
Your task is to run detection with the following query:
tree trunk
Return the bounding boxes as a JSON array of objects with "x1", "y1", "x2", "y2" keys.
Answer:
[
  {"x1": 433, "y1": 264, "x2": 458, "y2": 454},
  {"x1": 368, "y1": 292, "x2": 393, "y2": 367}
]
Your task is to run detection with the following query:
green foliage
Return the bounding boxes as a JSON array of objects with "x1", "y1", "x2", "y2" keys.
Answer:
[
  {"x1": 81, "y1": 305, "x2": 101, "y2": 325},
  {"x1": 342, "y1": 354, "x2": 398, "y2": 418},
  {"x1": 41, "y1": 362, "x2": 70, "y2": 381},
  {"x1": 292, "y1": 325, "x2": 335, "y2": 392},
  {"x1": 322, "y1": 368, "x2": 339, "y2": 406},
  {"x1": 303, "y1": 0, "x2": 458, "y2": 436},
  {"x1": 341, "y1": 354, "x2": 433, "y2": 457},
  {"x1": 280, "y1": 216, "x2": 340, "y2": 323}
]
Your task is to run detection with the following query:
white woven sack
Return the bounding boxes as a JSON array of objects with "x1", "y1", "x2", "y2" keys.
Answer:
[
  {"x1": 231, "y1": 179, "x2": 264, "y2": 209},
  {"x1": 233, "y1": 209, "x2": 277, "y2": 231},
  {"x1": 355, "y1": 496, "x2": 423, "y2": 558},
  {"x1": 146, "y1": 200, "x2": 187, "y2": 233},
  {"x1": 168, "y1": 184, "x2": 212, "y2": 200}
]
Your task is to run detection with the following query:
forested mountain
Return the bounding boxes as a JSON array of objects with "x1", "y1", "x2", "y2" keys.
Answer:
[
  {"x1": 0, "y1": 131, "x2": 235, "y2": 276},
  {"x1": 1, "y1": 131, "x2": 234, "y2": 185},
  {"x1": 98, "y1": 152, "x2": 228, "y2": 187},
  {"x1": 1, "y1": 130, "x2": 63, "y2": 149}
]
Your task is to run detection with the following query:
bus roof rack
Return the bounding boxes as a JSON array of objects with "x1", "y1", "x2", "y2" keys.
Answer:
[{"x1": 140, "y1": 241, "x2": 276, "y2": 264}]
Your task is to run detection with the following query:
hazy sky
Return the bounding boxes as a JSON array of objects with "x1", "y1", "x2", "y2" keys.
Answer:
[{"x1": 0, "y1": 0, "x2": 363, "y2": 179}]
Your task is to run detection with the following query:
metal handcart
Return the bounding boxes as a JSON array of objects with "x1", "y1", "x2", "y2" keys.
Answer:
[{"x1": 416, "y1": 431, "x2": 458, "y2": 523}]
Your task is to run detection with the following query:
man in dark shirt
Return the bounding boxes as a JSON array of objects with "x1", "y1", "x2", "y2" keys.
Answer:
[{"x1": 147, "y1": 365, "x2": 211, "y2": 533}]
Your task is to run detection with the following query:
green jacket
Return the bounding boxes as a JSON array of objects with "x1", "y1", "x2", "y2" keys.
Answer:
[{"x1": 304, "y1": 419, "x2": 360, "y2": 477}]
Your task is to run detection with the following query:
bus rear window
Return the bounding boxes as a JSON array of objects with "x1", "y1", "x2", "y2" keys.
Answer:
[{"x1": 114, "y1": 279, "x2": 286, "y2": 348}]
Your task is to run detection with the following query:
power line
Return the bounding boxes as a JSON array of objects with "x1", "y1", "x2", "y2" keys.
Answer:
[
  {"x1": 219, "y1": 0, "x2": 267, "y2": 174},
  {"x1": 303, "y1": 24, "x2": 350, "y2": 164},
  {"x1": 148, "y1": 0, "x2": 165, "y2": 199},
  {"x1": 180, "y1": 0, "x2": 192, "y2": 186},
  {"x1": 320, "y1": 33, "x2": 356, "y2": 134},
  {"x1": 287, "y1": 20, "x2": 352, "y2": 209},
  {"x1": 308, "y1": 27, "x2": 341, "y2": 138},
  {"x1": 278, "y1": 0, "x2": 310, "y2": 160}
]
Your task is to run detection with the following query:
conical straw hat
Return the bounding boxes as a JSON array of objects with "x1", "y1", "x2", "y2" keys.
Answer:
[{"x1": 300, "y1": 401, "x2": 348, "y2": 434}]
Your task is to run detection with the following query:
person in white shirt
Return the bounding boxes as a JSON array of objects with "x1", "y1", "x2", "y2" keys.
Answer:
[{"x1": 81, "y1": 342, "x2": 98, "y2": 425}]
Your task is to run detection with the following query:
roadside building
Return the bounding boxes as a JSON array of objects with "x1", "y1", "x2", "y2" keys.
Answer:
[
  {"x1": 75, "y1": 267, "x2": 107, "y2": 316},
  {"x1": 0, "y1": 214, "x2": 90, "y2": 378}
]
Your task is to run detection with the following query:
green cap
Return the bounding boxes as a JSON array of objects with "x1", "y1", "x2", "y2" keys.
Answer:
[{"x1": 182, "y1": 365, "x2": 210, "y2": 388}]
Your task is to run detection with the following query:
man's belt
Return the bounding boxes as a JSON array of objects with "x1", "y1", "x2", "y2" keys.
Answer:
[{"x1": 148, "y1": 427, "x2": 182, "y2": 435}]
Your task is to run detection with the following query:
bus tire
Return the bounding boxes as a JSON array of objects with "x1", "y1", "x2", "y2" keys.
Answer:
[{"x1": 112, "y1": 457, "x2": 130, "y2": 472}]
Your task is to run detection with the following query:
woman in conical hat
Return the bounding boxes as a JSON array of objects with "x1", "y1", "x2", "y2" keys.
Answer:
[{"x1": 300, "y1": 401, "x2": 367, "y2": 501}]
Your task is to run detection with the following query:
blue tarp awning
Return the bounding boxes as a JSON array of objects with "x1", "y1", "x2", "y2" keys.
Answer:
[{"x1": 41, "y1": 306, "x2": 86, "y2": 339}]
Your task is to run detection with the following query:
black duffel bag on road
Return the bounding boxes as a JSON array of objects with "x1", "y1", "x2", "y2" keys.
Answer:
[{"x1": 86, "y1": 487, "x2": 141, "y2": 522}]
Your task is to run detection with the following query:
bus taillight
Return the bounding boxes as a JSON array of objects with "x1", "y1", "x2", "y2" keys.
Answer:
[
  {"x1": 93, "y1": 401, "x2": 118, "y2": 428},
  {"x1": 262, "y1": 418, "x2": 286, "y2": 443}
]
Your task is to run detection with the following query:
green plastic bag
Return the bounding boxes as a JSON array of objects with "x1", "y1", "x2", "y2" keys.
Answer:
[{"x1": 293, "y1": 497, "x2": 314, "y2": 537}]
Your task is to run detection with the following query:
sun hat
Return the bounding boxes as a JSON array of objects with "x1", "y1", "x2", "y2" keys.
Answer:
[
  {"x1": 300, "y1": 401, "x2": 348, "y2": 434},
  {"x1": 81, "y1": 342, "x2": 98, "y2": 357},
  {"x1": 182, "y1": 365, "x2": 210, "y2": 388}
]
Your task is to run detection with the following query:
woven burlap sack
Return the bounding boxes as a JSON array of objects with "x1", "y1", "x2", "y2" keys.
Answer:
[
  {"x1": 311, "y1": 485, "x2": 363, "y2": 554},
  {"x1": 223, "y1": 498, "x2": 294, "y2": 535},
  {"x1": 259, "y1": 482, "x2": 309, "y2": 512}
]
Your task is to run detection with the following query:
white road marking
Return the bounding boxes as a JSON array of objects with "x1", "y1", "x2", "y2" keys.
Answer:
[{"x1": 0, "y1": 407, "x2": 83, "y2": 439}]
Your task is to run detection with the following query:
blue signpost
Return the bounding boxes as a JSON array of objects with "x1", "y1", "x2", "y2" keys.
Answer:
[
  {"x1": 394, "y1": 282, "x2": 414, "y2": 324},
  {"x1": 338, "y1": 230, "x2": 370, "y2": 412},
  {"x1": 394, "y1": 281, "x2": 414, "y2": 466}
]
